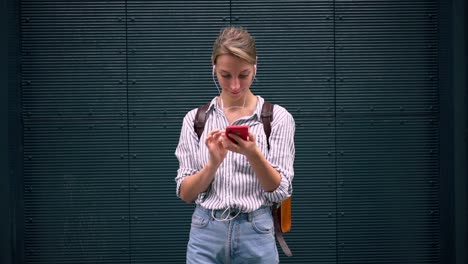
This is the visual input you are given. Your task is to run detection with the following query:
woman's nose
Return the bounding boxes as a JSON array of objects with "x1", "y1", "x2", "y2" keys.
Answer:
[{"x1": 230, "y1": 78, "x2": 241, "y2": 90}]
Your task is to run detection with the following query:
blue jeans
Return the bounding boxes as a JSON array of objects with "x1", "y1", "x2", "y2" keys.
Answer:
[{"x1": 186, "y1": 205, "x2": 279, "y2": 264}]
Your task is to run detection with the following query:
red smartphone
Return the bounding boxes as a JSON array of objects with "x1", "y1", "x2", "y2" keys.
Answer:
[{"x1": 225, "y1": 125, "x2": 249, "y2": 143}]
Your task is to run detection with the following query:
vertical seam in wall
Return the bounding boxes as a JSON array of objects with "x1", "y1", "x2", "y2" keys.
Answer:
[
  {"x1": 16, "y1": 0, "x2": 25, "y2": 262},
  {"x1": 123, "y1": 1, "x2": 131, "y2": 263},
  {"x1": 332, "y1": 0, "x2": 338, "y2": 262}
]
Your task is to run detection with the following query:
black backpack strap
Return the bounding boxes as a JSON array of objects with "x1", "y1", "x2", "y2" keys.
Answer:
[
  {"x1": 260, "y1": 100, "x2": 274, "y2": 150},
  {"x1": 194, "y1": 102, "x2": 210, "y2": 140}
]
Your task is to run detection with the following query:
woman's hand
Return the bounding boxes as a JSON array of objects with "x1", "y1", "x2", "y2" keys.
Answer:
[
  {"x1": 224, "y1": 131, "x2": 259, "y2": 157},
  {"x1": 221, "y1": 131, "x2": 280, "y2": 192},
  {"x1": 205, "y1": 130, "x2": 228, "y2": 166}
]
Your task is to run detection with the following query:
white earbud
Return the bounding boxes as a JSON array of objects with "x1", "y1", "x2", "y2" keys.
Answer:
[
  {"x1": 212, "y1": 65, "x2": 221, "y2": 94},
  {"x1": 254, "y1": 56, "x2": 258, "y2": 77}
]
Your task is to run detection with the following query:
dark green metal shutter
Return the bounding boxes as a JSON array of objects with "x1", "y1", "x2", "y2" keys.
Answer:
[
  {"x1": 21, "y1": 1, "x2": 130, "y2": 263},
  {"x1": 334, "y1": 1, "x2": 440, "y2": 263},
  {"x1": 126, "y1": 1, "x2": 228, "y2": 263}
]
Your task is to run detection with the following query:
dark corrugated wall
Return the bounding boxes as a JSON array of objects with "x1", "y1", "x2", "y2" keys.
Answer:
[
  {"x1": 21, "y1": 1, "x2": 130, "y2": 263},
  {"x1": 19, "y1": 1, "x2": 440, "y2": 263},
  {"x1": 334, "y1": 1, "x2": 439, "y2": 263}
]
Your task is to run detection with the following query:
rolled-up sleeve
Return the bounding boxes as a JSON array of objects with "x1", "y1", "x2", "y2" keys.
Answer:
[
  {"x1": 175, "y1": 109, "x2": 199, "y2": 198},
  {"x1": 262, "y1": 106, "x2": 295, "y2": 203}
]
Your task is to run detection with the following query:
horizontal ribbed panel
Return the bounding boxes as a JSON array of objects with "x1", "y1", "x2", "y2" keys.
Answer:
[
  {"x1": 127, "y1": 1, "x2": 229, "y2": 110},
  {"x1": 334, "y1": 1, "x2": 440, "y2": 264},
  {"x1": 293, "y1": 118, "x2": 337, "y2": 263},
  {"x1": 336, "y1": 117, "x2": 440, "y2": 264},
  {"x1": 21, "y1": 1, "x2": 129, "y2": 264},
  {"x1": 335, "y1": 0, "x2": 438, "y2": 114}
]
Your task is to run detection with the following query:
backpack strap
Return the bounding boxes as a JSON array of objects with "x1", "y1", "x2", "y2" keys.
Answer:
[
  {"x1": 260, "y1": 100, "x2": 274, "y2": 150},
  {"x1": 194, "y1": 102, "x2": 210, "y2": 140},
  {"x1": 273, "y1": 203, "x2": 293, "y2": 257}
]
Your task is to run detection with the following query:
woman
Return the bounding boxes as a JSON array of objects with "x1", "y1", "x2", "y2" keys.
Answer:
[{"x1": 175, "y1": 26, "x2": 295, "y2": 263}]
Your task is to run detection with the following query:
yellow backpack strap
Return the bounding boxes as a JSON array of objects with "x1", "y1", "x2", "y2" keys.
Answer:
[{"x1": 280, "y1": 196, "x2": 292, "y2": 233}]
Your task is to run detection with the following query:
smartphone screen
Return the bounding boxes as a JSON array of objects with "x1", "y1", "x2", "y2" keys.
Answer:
[{"x1": 225, "y1": 125, "x2": 249, "y2": 143}]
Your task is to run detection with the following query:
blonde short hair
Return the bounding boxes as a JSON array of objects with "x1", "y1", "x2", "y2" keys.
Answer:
[{"x1": 211, "y1": 26, "x2": 257, "y2": 65}]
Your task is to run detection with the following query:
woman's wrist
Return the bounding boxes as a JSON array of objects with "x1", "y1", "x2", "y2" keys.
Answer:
[
  {"x1": 245, "y1": 146, "x2": 263, "y2": 161},
  {"x1": 206, "y1": 159, "x2": 221, "y2": 173}
]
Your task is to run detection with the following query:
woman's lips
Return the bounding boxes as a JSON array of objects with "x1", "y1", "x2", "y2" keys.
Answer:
[{"x1": 231, "y1": 90, "x2": 242, "y2": 96}]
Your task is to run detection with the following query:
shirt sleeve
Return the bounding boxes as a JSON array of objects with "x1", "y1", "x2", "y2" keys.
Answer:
[
  {"x1": 262, "y1": 105, "x2": 296, "y2": 203},
  {"x1": 174, "y1": 109, "x2": 200, "y2": 198}
]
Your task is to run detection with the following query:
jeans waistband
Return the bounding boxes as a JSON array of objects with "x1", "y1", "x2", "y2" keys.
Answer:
[{"x1": 195, "y1": 205, "x2": 271, "y2": 222}]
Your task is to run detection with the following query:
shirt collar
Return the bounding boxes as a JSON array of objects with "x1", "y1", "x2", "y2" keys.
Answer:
[{"x1": 253, "y1": 96, "x2": 265, "y2": 121}]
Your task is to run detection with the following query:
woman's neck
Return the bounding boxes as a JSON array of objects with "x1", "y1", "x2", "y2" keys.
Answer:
[
  {"x1": 220, "y1": 94, "x2": 257, "y2": 124},
  {"x1": 219, "y1": 93, "x2": 254, "y2": 111}
]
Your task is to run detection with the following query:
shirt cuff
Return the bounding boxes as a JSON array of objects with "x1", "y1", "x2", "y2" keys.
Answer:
[
  {"x1": 262, "y1": 171, "x2": 292, "y2": 203},
  {"x1": 175, "y1": 169, "x2": 197, "y2": 198}
]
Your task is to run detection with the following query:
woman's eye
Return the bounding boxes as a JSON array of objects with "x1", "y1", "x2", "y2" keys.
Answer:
[
  {"x1": 239, "y1": 75, "x2": 249, "y2": 79},
  {"x1": 221, "y1": 75, "x2": 231, "y2": 79}
]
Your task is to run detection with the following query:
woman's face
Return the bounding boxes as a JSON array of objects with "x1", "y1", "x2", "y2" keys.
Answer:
[{"x1": 215, "y1": 54, "x2": 255, "y2": 100}]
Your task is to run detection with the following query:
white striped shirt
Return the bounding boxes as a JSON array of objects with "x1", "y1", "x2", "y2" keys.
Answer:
[{"x1": 175, "y1": 96, "x2": 295, "y2": 212}]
